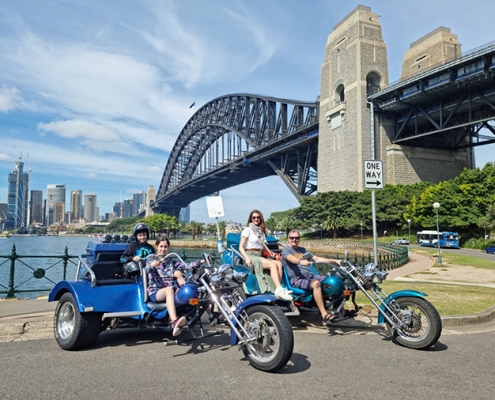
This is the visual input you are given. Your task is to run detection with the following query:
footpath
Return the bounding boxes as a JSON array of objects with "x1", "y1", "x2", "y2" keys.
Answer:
[{"x1": 1, "y1": 251, "x2": 495, "y2": 342}]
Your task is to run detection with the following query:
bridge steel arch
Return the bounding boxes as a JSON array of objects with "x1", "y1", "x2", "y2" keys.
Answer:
[{"x1": 155, "y1": 94, "x2": 319, "y2": 216}]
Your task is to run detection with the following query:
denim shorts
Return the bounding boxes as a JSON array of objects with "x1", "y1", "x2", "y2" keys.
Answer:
[
  {"x1": 290, "y1": 274, "x2": 325, "y2": 291},
  {"x1": 149, "y1": 291, "x2": 158, "y2": 303}
]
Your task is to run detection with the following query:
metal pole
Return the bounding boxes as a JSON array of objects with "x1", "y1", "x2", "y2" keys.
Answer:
[
  {"x1": 436, "y1": 208, "x2": 442, "y2": 266},
  {"x1": 372, "y1": 190, "x2": 378, "y2": 264},
  {"x1": 7, "y1": 244, "x2": 17, "y2": 298}
]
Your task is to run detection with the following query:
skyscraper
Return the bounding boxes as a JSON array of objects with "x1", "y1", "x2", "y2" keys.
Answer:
[
  {"x1": 133, "y1": 191, "x2": 146, "y2": 215},
  {"x1": 83, "y1": 194, "x2": 97, "y2": 222},
  {"x1": 45, "y1": 184, "x2": 66, "y2": 226},
  {"x1": 30, "y1": 190, "x2": 43, "y2": 225},
  {"x1": 6, "y1": 159, "x2": 30, "y2": 229},
  {"x1": 53, "y1": 202, "x2": 65, "y2": 224},
  {"x1": 70, "y1": 190, "x2": 82, "y2": 222}
]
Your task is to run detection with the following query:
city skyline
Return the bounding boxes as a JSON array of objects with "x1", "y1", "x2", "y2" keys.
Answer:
[{"x1": 1, "y1": 1, "x2": 494, "y2": 223}]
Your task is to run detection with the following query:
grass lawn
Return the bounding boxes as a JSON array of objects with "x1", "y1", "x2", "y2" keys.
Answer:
[{"x1": 354, "y1": 280, "x2": 495, "y2": 316}]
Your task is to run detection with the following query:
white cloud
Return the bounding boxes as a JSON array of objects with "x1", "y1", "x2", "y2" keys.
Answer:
[
  {"x1": 0, "y1": 85, "x2": 24, "y2": 112},
  {"x1": 0, "y1": 153, "x2": 11, "y2": 161},
  {"x1": 38, "y1": 119, "x2": 120, "y2": 142},
  {"x1": 85, "y1": 172, "x2": 96, "y2": 178}
]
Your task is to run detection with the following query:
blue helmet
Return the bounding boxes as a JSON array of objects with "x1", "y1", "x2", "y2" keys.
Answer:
[{"x1": 174, "y1": 284, "x2": 199, "y2": 306}]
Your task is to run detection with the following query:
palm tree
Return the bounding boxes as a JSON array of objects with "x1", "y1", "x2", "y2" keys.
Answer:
[{"x1": 322, "y1": 213, "x2": 343, "y2": 239}]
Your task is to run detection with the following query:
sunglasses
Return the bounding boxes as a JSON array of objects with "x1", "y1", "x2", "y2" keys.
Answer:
[
  {"x1": 252, "y1": 216, "x2": 261, "y2": 220},
  {"x1": 288, "y1": 237, "x2": 300, "y2": 240}
]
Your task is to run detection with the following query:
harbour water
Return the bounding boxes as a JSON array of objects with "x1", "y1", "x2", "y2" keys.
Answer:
[{"x1": 0, "y1": 236, "x2": 209, "y2": 299}]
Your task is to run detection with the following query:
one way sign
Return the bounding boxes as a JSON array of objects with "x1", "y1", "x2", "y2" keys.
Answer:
[{"x1": 363, "y1": 160, "x2": 384, "y2": 189}]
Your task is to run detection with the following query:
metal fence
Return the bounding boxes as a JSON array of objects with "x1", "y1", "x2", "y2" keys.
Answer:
[
  {"x1": 302, "y1": 239, "x2": 409, "y2": 274},
  {"x1": 0, "y1": 244, "x2": 79, "y2": 299},
  {"x1": 0, "y1": 240, "x2": 408, "y2": 299}
]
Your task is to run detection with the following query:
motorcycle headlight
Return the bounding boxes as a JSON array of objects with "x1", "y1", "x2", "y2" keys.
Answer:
[{"x1": 217, "y1": 264, "x2": 234, "y2": 281}]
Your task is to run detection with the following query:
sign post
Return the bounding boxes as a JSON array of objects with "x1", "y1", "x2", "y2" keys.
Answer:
[
  {"x1": 206, "y1": 196, "x2": 225, "y2": 253},
  {"x1": 364, "y1": 160, "x2": 384, "y2": 264}
]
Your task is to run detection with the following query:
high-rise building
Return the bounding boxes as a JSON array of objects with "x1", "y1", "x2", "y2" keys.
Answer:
[
  {"x1": 46, "y1": 184, "x2": 66, "y2": 226},
  {"x1": 29, "y1": 190, "x2": 43, "y2": 225},
  {"x1": 133, "y1": 191, "x2": 146, "y2": 215},
  {"x1": 6, "y1": 159, "x2": 30, "y2": 229},
  {"x1": 0, "y1": 202, "x2": 7, "y2": 229},
  {"x1": 122, "y1": 199, "x2": 134, "y2": 218},
  {"x1": 179, "y1": 205, "x2": 190, "y2": 223},
  {"x1": 83, "y1": 194, "x2": 97, "y2": 222},
  {"x1": 53, "y1": 202, "x2": 65, "y2": 224},
  {"x1": 70, "y1": 190, "x2": 82, "y2": 222}
]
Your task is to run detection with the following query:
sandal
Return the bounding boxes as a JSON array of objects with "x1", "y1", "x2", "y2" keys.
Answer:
[{"x1": 322, "y1": 314, "x2": 336, "y2": 326}]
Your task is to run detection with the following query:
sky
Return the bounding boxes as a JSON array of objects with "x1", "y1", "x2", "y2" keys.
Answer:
[{"x1": 1, "y1": 0, "x2": 494, "y2": 225}]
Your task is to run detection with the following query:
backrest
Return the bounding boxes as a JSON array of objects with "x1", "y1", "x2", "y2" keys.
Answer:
[
  {"x1": 96, "y1": 252, "x2": 122, "y2": 262},
  {"x1": 89, "y1": 260, "x2": 125, "y2": 280}
]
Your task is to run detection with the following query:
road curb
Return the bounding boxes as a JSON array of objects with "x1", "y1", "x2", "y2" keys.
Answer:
[{"x1": 441, "y1": 304, "x2": 495, "y2": 327}]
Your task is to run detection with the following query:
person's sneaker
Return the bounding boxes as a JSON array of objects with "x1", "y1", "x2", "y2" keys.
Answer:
[
  {"x1": 274, "y1": 287, "x2": 293, "y2": 301},
  {"x1": 172, "y1": 316, "x2": 186, "y2": 337},
  {"x1": 283, "y1": 288, "x2": 293, "y2": 295},
  {"x1": 209, "y1": 312, "x2": 221, "y2": 327}
]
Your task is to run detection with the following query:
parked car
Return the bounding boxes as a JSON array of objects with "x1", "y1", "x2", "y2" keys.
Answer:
[
  {"x1": 486, "y1": 246, "x2": 495, "y2": 254},
  {"x1": 392, "y1": 238, "x2": 410, "y2": 245}
]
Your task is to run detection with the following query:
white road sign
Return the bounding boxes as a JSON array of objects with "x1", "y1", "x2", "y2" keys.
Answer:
[{"x1": 363, "y1": 160, "x2": 384, "y2": 190}]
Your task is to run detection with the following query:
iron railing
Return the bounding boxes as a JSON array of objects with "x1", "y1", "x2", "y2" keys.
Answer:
[{"x1": 0, "y1": 244, "x2": 79, "y2": 299}]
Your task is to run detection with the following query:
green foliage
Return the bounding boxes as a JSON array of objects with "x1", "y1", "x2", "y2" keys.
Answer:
[
  {"x1": 282, "y1": 163, "x2": 495, "y2": 242},
  {"x1": 106, "y1": 217, "x2": 141, "y2": 233},
  {"x1": 145, "y1": 214, "x2": 179, "y2": 237}
]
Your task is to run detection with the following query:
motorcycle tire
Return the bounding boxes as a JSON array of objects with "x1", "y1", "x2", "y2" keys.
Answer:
[
  {"x1": 385, "y1": 296, "x2": 442, "y2": 350},
  {"x1": 241, "y1": 304, "x2": 294, "y2": 373},
  {"x1": 54, "y1": 292, "x2": 102, "y2": 350}
]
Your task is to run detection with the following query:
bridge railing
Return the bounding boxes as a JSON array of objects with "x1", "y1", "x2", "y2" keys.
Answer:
[{"x1": 368, "y1": 40, "x2": 495, "y2": 98}]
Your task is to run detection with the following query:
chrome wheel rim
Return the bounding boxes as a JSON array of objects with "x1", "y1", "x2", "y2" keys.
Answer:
[
  {"x1": 57, "y1": 302, "x2": 75, "y2": 340},
  {"x1": 244, "y1": 312, "x2": 280, "y2": 363},
  {"x1": 397, "y1": 302, "x2": 431, "y2": 342}
]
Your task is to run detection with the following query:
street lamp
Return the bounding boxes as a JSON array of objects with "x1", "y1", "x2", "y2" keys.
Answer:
[
  {"x1": 383, "y1": 230, "x2": 387, "y2": 239},
  {"x1": 407, "y1": 219, "x2": 411, "y2": 239},
  {"x1": 433, "y1": 202, "x2": 442, "y2": 266},
  {"x1": 360, "y1": 222, "x2": 363, "y2": 241}
]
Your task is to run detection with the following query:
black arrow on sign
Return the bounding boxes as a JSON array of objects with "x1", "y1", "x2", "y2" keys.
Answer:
[{"x1": 366, "y1": 180, "x2": 381, "y2": 186}]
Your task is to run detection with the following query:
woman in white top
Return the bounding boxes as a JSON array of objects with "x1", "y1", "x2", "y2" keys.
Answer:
[{"x1": 239, "y1": 209, "x2": 292, "y2": 301}]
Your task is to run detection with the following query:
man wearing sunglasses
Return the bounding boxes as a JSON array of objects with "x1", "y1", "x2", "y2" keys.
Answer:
[{"x1": 281, "y1": 229, "x2": 341, "y2": 326}]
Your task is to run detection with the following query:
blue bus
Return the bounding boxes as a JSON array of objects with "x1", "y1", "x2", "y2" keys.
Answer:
[{"x1": 416, "y1": 230, "x2": 460, "y2": 249}]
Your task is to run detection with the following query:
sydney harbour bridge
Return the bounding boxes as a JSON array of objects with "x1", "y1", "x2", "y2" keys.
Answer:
[{"x1": 153, "y1": 95, "x2": 319, "y2": 216}]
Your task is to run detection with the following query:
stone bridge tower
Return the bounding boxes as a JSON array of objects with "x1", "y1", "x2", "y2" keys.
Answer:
[
  {"x1": 318, "y1": 5, "x2": 388, "y2": 192},
  {"x1": 318, "y1": 6, "x2": 472, "y2": 192}
]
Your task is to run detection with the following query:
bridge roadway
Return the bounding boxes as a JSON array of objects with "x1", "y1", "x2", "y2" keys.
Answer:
[
  {"x1": 369, "y1": 41, "x2": 495, "y2": 150},
  {"x1": 152, "y1": 42, "x2": 495, "y2": 217}
]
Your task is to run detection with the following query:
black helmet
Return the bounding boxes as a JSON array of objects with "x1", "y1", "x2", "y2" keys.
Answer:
[{"x1": 133, "y1": 223, "x2": 150, "y2": 240}]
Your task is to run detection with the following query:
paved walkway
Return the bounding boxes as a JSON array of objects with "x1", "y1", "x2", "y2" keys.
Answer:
[{"x1": 1, "y1": 250, "x2": 494, "y2": 341}]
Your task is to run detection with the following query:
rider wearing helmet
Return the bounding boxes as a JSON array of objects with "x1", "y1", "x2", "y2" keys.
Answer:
[{"x1": 120, "y1": 223, "x2": 155, "y2": 263}]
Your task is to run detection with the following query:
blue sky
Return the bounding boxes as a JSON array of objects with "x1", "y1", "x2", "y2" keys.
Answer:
[{"x1": 1, "y1": 0, "x2": 494, "y2": 224}]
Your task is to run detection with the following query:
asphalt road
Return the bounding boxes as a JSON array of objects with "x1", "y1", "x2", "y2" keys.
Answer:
[
  {"x1": 1, "y1": 327, "x2": 494, "y2": 399},
  {"x1": 409, "y1": 244, "x2": 495, "y2": 262}
]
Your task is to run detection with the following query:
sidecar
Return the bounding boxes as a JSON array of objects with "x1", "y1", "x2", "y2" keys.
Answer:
[{"x1": 48, "y1": 240, "x2": 198, "y2": 350}]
